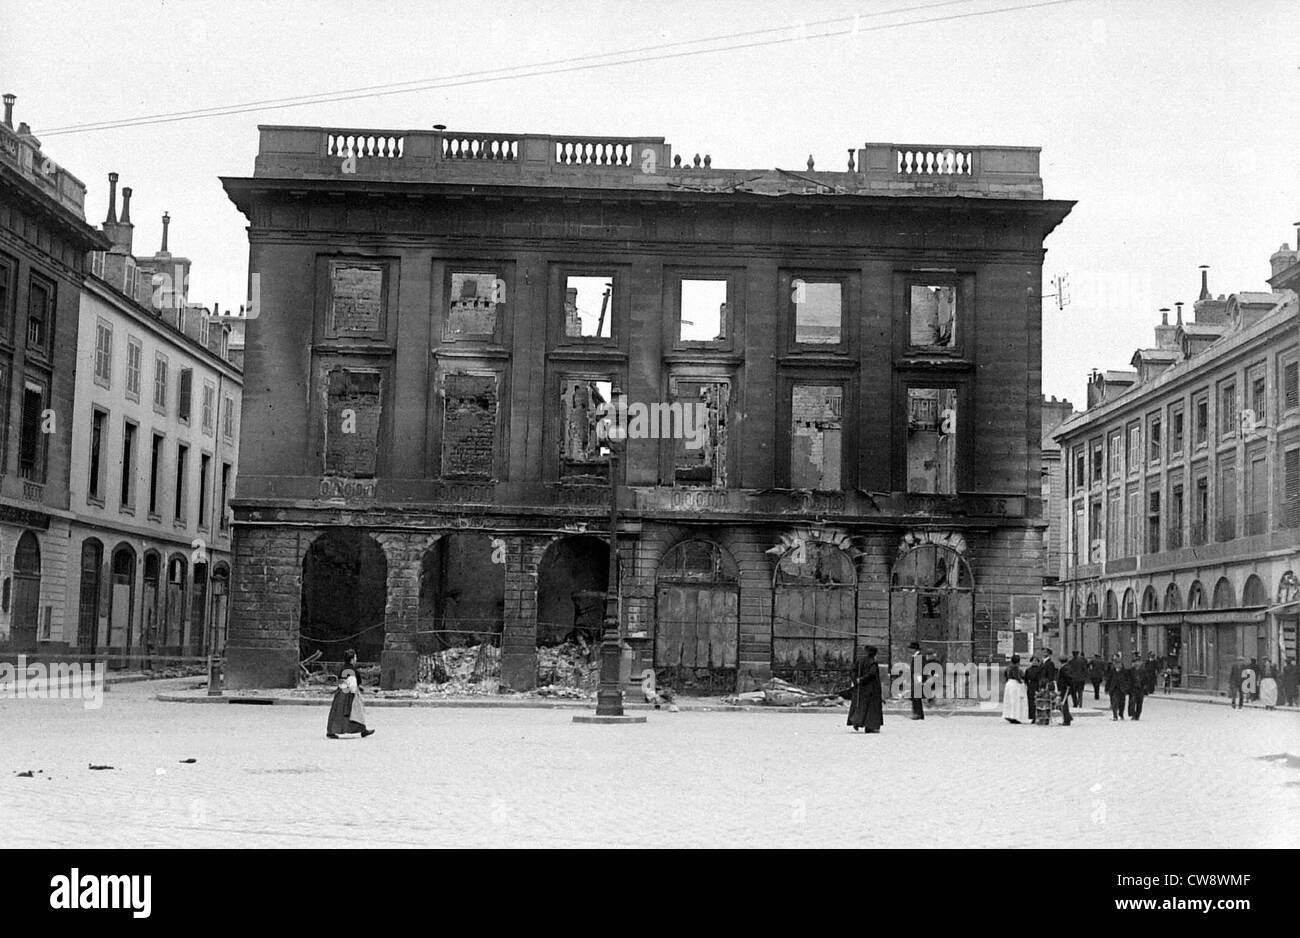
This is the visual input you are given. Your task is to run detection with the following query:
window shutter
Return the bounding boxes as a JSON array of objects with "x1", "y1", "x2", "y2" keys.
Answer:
[
  {"x1": 1285, "y1": 362, "x2": 1299, "y2": 410},
  {"x1": 1286, "y1": 448, "x2": 1300, "y2": 528},
  {"x1": 179, "y1": 369, "x2": 193, "y2": 420}
]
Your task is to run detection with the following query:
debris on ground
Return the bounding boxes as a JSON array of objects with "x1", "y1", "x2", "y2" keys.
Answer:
[
  {"x1": 535, "y1": 684, "x2": 589, "y2": 699},
  {"x1": 15, "y1": 770, "x2": 36, "y2": 778},
  {"x1": 719, "y1": 678, "x2": 845, "y2": 708},
  {"x1": 179, "y1": 758, "x2": 196, "y2": 764},
  {"x1": 88, "y1": 764, "x2": 115, "y2": 771}
]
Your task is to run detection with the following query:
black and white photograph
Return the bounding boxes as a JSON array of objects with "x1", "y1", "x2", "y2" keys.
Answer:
[{"x1": 0, "y1": 0, "x2": 1295, "y2": 907}]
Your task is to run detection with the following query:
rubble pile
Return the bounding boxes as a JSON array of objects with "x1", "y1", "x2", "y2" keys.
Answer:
[
  {"x1": 536, "y1": 641, "x2": 598, "y2": 691},
  {"x1": 415, "y1": 643, "x2": 502, "y2": 696}
]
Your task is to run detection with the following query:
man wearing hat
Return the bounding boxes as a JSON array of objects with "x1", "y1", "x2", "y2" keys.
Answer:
[
  {"x1": 1126, "y1": 651, "x2": 1147, "y2": 721},
  {"x1": 907, "y1": 641, "x2": 925, "y2": 720}
]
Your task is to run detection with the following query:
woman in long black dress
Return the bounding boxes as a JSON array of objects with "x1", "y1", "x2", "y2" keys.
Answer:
[
  {"x1": 847, "y1": 646, "x2": 884, "y2": 733},
  {"x1": 327, "y1": 649, "x2": 374, "y2": 739}
]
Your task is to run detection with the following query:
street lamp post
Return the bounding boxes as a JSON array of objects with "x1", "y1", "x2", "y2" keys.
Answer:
[{"x1": 595, "y1": 385, "x2": 626, "y2": 717}]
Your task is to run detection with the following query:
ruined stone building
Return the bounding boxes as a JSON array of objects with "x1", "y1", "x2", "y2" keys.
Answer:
[{"x1": 221, "y1": 128, "x2": 1072, "y2": 691}]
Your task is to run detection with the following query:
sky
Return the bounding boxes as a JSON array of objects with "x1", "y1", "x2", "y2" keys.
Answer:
[{"x1": 3, "y1": 0, "x2": 1297, "y2": 406}]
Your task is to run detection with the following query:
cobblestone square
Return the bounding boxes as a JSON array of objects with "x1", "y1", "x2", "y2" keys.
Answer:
[{"x1": 3, "y1": 681, "x2": 1297, "y2": 849}]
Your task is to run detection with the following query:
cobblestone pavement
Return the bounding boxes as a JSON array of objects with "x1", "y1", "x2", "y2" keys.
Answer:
[{"x1": 2, "y1": 680, "x2": 1297, "y2": 848}]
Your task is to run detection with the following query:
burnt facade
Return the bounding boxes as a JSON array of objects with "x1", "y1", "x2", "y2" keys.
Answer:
[{"x1": 221, "y1": 129, "x2": 1072, "y2": 691}]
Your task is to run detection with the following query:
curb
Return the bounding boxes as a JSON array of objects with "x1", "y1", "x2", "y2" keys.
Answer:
[{"x1": 154, "y1": 692, "x2": 1104, "y2": 716}]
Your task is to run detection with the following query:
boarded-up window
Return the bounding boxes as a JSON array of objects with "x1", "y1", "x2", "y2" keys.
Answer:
[
  {"x1": 442, "y1": 373, "x2": 498, "y2": 478},
  {"x1": 672, "y1": 379, "x2": 727, "y2": 486},
  {"x1": 330, "y1": 265, "x2": 384, "y2": 334},
  {"x1": 564, "y1": 275, "x2": 613, "y2": 338},
  {"x1": 559, "y1": 379, "x2": 611, "y2": 478},
  {"x1": 909, "y1": 284, "x2": 956, "y2": 348},
  {"x1": 448, "y1": 272, "x2": 501, "y2": 338},
  {"x1": 325, "y1": 369, "x2": 381, "y2": 478},
  {"x1": 906, "y1": 388, "x2": 956, "y2": 494},
  {"x1": 790, "y1": 385, "x2": 842, "y2": 490},
  {"x1": 792, "y1": 280, "x2": 841, "y2": 344}
]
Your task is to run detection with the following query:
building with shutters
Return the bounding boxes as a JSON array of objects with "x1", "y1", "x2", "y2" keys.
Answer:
[
  {"x1": 71, "y1": 176, "x2": 243, "y2": 665},
  {"x1": 0, "y1": 95, "x2": 108, "y2": 656},
  {"x1": 220, "y1": 125, "x2": 1072, "y2": 692},
  {"x1": 1054, "y1": 240, "x2": 1300, "y2": 692}
]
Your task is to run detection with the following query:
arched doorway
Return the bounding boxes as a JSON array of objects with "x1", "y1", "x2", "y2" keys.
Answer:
[
  {"x1": 654, "y1": 539, "x2": 739, "y2": 694},
  {"x1": 210, "y1": 564, "x2": 230, "y2": 656},
  {"x1": 419, "y1": 534, "x2": 505, "y2": 654},
  {"x1": 12, "y1": 531, "x2": 42, "y2": 651},
  {"x1": 536, "y1": 535, "x2": 609, "y2": 647},
  {"x1": 300, "y1": 529, "x2": 387, "y2": 663},
  {"x1": 142, "y1": 551, "x2": 161, "y2": 662},
  {"x1": 165, "y1": 555, "x2": 188, "y2": 656},
  {"x1": 189, "y1": 562, "x2": 209, "y2": 656},
  {"x1": 109, "y1": 545, "x2": 136, "y2": 658},
  {"x1": 77, "y1": 538, "x2": 104, "y2": 655},
  {"x1": 774, "y1": 539, "x2": 857, "y2": 691},
  {"x1": 889, "y1": 542, "x2": 974, "y2": 684}
]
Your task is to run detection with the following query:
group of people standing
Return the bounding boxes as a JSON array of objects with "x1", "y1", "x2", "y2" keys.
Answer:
[
  {"x1": 1102, "y1": 652, "x2": 1151, "y2": 721},
  {"x1": 1228, "y1": 657, "x2": 1297, "y2": 710},
  {"x1": 1001, "y1": 648, "x2": 1090, "y2": 725}
]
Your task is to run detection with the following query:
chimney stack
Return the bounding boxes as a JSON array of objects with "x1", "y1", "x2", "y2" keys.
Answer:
[
  {"x1": 1160, "y1": 307, "x2": 1169, "y2": 325},
  {"x1": 1175, "y1": 301, "x2": 1184, "y2": 324},
  {"x1": 2, "y1": 94, "x2": 14, "y2": 129},
  {"x1": 120, "y1": 186, "x2": 133, "y2": 224},
  {"x1": 1198, "y1": 265, "x2": 1210, "y2": 302},
  {"x1": 105, "y1": 172, "x2": 118, "y2": 224},
  {"x1": 160, "y1": 212, "x2": 170, "y2": 254}
]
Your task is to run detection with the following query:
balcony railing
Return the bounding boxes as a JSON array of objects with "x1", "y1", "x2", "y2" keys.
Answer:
[
  {"x1": 1190, "y1": 522, "x2": 1208, "y2": 546},
  {"x1": 1165, "y1": 524, "x2": 1183, "y2": 550},
  {"x1": 1215, "y1": 516, "x2": 1236, "y2": 542},
  {"x1": 251, "y1": 128, "x2": 1045, "y2": 198}
]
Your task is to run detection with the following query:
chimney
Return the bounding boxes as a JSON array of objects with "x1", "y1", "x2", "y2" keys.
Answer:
[
  {"x1": 2, "y1": 94, "x2": 14, "y2": 129},
  {"x1": 1160, "y1": 308, "x2": 1169, "y2": 325},
  {"x1": 1198, "y1": 265, "x2": 1210, "y2": 301},
  {"x1": 101, "y1": 174, "x2": 134, "y2": 254},
  {"x1": 160, "y1": 212, "x2": 170, "y2": 254},
  {"x1": 105, "y1": 172, "x2": 118, "y2": 225},
  {"x1": 1270, "y1": 242, "x2": 1298, "y2": 279}
]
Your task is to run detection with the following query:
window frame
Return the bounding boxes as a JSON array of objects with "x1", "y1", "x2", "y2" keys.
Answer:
[
  {"x1": 125, "y1": 335, "x2": 143, "y2": 402},
  {"x1": 667, "y1": 268, "x2": 740, "y2": 353}
]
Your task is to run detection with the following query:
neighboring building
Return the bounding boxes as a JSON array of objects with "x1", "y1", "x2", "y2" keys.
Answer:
[
  {"x1": 221, "y1": 127, "x2": 1072, "y2": 691},
  {"x1": 0, "y1": 94, "x2": 108, "y2": 655},
  {"x1": 75, "y1": 178, "x2": 243, "y2": 665},
  {"x1": 1040, "y1": 394, "x2": 1074, "y2": 646},
  {"x1": 1054, "y1": 246, "x2": 1300, "y2": 691}
]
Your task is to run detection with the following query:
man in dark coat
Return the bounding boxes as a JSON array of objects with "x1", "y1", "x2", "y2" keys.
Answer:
[
  {"x1": 1065, "y1": 650, "x2": 1088, "y2": 707},
  {"x1": 1104, "y1": 652, "x2": 1128, "y2": 720},
  {"x1": 847, "y1": 646, "x2": 884, "y2": 733},
  {"x1": 1040, "y1": 648, "x2": 1059, "y2": 689},
  {"x1": 1229, "y1": 657, "x2": 1246, "y2": 709},
  {"x1": 1056, "y1": 655, "x2": 1073, "y2": 725},
  {"x1": 1142, "y1": 652, "x2": 1160, "y2": 696},
  {"x1": 1088, "y1": 654, "x2": 1106, "y2": 701},
  {"x1": 908, "y1": 641, "x2": 926, "y2": 720},
  {"x1": 1283, "y1": 659, "x2": 1299, "y2": 708},
  {"x1": 1127, "y1": 652, "x2": 1147, "y2": 720},
  {"x1": 1024, "y1": 655, "x2": 1042, "y2": 721}
]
